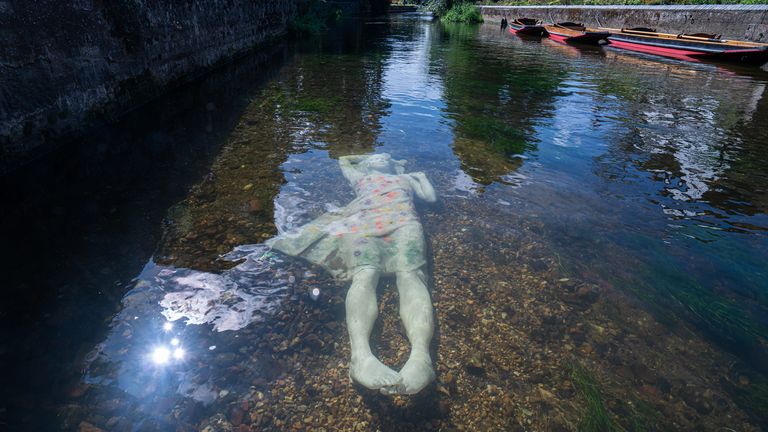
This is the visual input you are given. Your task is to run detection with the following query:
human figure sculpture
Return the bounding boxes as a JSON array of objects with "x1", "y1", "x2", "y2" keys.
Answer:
[{"x1": 268, "y1": 153, "x2": 437, "y2": 395}]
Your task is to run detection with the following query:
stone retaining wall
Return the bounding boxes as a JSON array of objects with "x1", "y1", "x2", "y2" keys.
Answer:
[
  {"x1": 0, "y1": 0, "x2": 299, "y2": 170},
  {"x1": 480, "y1": 5, "x2": 768, "y2": 42}
]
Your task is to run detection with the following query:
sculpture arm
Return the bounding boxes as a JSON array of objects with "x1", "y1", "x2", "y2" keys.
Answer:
[
  {"x1": 339, "y1": 155, "x2": 366, "y2": 184},
  {"x1": 407, "y1": 172, "x2": 437, "y2": 203}
]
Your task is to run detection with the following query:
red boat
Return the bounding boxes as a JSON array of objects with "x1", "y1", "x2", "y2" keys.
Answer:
[
  {"x1": 605, "y1": 27, "x2": 768, "y2": 65},
  {"x1": 508, "y1": 18, "x2": 547, "y2": 37},
  {"x1": 544, "y1": 22, "x2": 610, "y2": 45}
]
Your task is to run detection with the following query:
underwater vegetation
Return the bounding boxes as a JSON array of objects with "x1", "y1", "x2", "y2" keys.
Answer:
[
  {"x1": 567, "y1": 359, "x2": 660, "y2": 431},
  {"x1": 569, "y1": 362, "x2": 619, "y2": 432},
  {"x1": 288, "y1": 96, "x2": 343, "y2": 114},
  {"x1": 456, "y1": 116, "x2": 529, "y2": 155},
  {"x1": 605, "y1": 248, "x2": 768, "y2": 373}
]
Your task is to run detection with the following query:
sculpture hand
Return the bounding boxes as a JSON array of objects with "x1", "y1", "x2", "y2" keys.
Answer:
[
  {"x1": 340, "y1": 154, "x2": 367, "y2": 164},
  {"x1": 408, "y1": 172, "x2": 437, "y2": 203}
]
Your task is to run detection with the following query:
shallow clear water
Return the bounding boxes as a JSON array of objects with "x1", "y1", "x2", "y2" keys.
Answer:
[{"x1": 2, "y1": 14, "x2": 768, "y2": 431}]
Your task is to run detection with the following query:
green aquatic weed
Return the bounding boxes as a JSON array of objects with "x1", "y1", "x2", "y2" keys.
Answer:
[
  {"x1": 458, "y1": 116, "x2": 529, "y2": 156},
  {"x1": 570, "y1": 362, "x2": 620, "y2": 432},
  {"x1": 290, "y1": 96, "x2": 340, "y2": 113},
  {"x1": 626, "y1": 398, "x2": 657, "y2": 432},
  {"x1": 730, "y1": 375, "x2": 768, "y2": 428}
]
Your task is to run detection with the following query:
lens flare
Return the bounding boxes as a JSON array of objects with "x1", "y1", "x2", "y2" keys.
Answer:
[
  {"x1": 163, "y1": 322, "x2": 173, "y2": 332},
  {"x1": 310, "y1": 288, "x2": 320, "y2": 300},
  {"x1": 170, "y1": 337, "x2": 180, "y2": 346},
  {"x1": 173, "y1": 348, "x2": 185, "y2": 360},
  {"x1": 151, "y1": 346, "x2": 171, "y2": 364}
]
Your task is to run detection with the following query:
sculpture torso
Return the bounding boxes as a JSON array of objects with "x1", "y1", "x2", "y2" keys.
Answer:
[
  {"x1": 269, "y1": 171, "x2": 426, "y2": 280},
  {"x1": 344, "y1": 173, "x2": 419, "y2": 236}
]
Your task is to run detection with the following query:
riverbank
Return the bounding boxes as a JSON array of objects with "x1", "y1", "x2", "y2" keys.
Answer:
[{"x1": 480, "y1": 4, "x2": 768, "y2": 42}]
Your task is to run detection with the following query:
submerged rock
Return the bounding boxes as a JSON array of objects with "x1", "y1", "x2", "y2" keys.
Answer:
[
  {"x1": 465, "y1": 354, "x2": 485, "y2": 376},
  {"x1": 77, "y1": 421, "x2": 104, "y2": 432}
]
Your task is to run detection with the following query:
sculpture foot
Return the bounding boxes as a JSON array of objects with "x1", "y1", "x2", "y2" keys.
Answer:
[
  {"x1": 350, "y1": 354, "x2": 404, "y2": 391},
  {"x1": 397, "y1": 350, "x2": 435, "y2": 395}
]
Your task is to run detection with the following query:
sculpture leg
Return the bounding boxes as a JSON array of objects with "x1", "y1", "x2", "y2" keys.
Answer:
[
  {"x1": 387, "y1": 268, "x2": 435, "y2": 395},
  {"x1": 346, "y1": 266, "x2": 403, "y2": 391}
]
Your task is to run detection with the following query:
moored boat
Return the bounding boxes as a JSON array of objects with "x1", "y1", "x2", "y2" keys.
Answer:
[
  {"x1": 603, "y1": 27, "x2": 768, "y2": 65},
  {"x1": 544, "y1": 22, "x2": 610, "y2": 45},
  {"x1": 508, "y1": 18, "x2": 547, "y2": 37}
]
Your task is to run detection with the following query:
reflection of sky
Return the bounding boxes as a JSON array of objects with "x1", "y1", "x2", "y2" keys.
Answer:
[
  {"x1": 535, "y1": 76, "x2": 615, "y2": 172},
  {"x1": 526, "y1": 66, "x2": 768, "y2": 236},
  {"x1": 538, "y1": 80, "x2": 606, "y2": 159},
  {"x1": 549, "y1": 80, "x2": 604, "y2": 151},
  {"x1": 636, "y1": 94, "x2": 736, "y2": 202},
  {"x1": 506, "y1": 57, "x2": 768, "y2": 304},
  {"x1": 377, "y1": 21, "x2": 456, "y2": 168}
]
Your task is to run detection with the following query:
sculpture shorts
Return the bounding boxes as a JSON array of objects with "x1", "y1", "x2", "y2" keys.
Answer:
[{"x1": 342, "y1": 222, "x2": 426, "y2": 274}]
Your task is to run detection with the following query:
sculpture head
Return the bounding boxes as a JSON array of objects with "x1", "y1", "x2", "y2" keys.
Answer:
[{"x1": 361, "y1": 153, "x2": 406, "y2": 175}]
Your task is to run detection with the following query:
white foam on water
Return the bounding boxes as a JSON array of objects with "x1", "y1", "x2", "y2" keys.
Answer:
[{"x1": 157, "y1": 245, "x2": 290, "y2": 332}]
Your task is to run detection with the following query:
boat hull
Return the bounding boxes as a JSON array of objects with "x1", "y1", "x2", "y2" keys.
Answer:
[
  {"x1": 509, "y1": 25, "x2": 546, "y2": 37},
  {"x1": 548, "y1": 31, "x2": 609, "y2": 45},
  {"x1": 608, "y1": 35, "x2": 768, "y2": 65}
]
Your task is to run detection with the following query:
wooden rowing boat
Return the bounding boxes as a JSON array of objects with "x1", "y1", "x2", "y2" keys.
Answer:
[
  {"x1": 544, "y1": 22, "x2": 610, "y2": 45},
  {"x1": 602, "y1": 27, "x2": 768, "y2": 65},
  {"x1": 508, "y1": 18, "x2": 547, "y2": 37}
]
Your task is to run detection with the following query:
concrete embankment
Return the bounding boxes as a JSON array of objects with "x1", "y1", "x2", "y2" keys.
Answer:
[{"x1": 480, "y1": 4, "x2": 768, "y2": 42}]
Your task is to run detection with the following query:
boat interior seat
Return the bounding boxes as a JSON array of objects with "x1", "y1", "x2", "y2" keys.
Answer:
[
  {"x1": 684, "y1": 32, "x2": 720, "y2": 38},
  {"x1": 680, "y1": 32, "x2": 722, "y2": 41},
  {"x1": 557, "y1": 22, "x2": 586, "y2": 31},
  {"x1": 517, "y1": 18, "x2": 539, "y2": 25}
]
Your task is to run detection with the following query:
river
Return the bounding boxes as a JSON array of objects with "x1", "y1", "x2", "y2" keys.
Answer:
[{"x1": 1, "y1": 13, "x2": 767, "y2": 431}]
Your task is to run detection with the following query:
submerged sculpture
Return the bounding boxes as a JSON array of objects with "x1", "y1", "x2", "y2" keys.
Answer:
[{"x1": 269, "y1": 153, "x2": 437, "y2": 395}]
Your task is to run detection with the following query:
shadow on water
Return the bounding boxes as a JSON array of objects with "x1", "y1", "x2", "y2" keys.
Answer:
[
  {"x1": 0, "y1": 41, "x2": 292, "y2": 430},
  {"x1": 0, "y1": 17, "x2": 412, "y2": 432}
]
